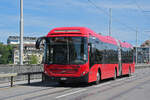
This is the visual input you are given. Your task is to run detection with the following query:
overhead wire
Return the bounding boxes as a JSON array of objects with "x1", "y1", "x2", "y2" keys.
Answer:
[
  {"x1": 134, "y1": 0, "x2": 144, "y2": 12},
  {"x1": 134, "y1": 0, "x2": 150, "y2": 18},
  {"x1": 87, "y1": 0, "x2": 137, "y2": 32},
  {"x1": 134, "y1": 0, "x2": 150, "y2": 39},
  {"x1": 134, "y1": 0, "x2": 150, "y2": 13}
]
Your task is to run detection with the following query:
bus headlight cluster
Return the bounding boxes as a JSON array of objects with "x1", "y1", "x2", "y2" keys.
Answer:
[{"x1": 81, "y1": 71, "x2": 86, "y2": 76}]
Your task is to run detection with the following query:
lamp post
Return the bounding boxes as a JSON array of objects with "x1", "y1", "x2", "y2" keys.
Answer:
[
  {"x1": 19, "y1": 0, "x2": 24, "y2": 65},
  {"x1": 109, "y1": 8, "x2": 112, "y2": 36},
  {"x1": 136, "y1": 28, "x2": 138, "y2": 64}
]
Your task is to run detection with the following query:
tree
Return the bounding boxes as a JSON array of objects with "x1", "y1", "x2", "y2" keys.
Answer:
[
  {"x1": 0, "y1": 44, "x2": 14, "y2": 64},
  {"x1": 29, "y1": 55, "x2": 38, "y2": 64}
]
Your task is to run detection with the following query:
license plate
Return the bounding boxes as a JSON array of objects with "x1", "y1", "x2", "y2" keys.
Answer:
[{"x1": 60, "y1": 77, "x2": 67, "y2": 80}]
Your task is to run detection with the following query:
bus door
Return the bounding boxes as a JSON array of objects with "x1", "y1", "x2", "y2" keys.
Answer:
[{"x1": 88, "y1": 36, "x2": 97, "y2": 82}]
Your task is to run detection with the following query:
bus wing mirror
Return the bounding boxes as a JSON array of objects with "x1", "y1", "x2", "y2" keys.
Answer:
[
  {"x1": 35, "y1": 37, "x2": 46, "y2": 49},
  {"x1": 88, "y1": 43, "x2": 91, "y2": 51},
  {"x1": 88, "y1": 43, "x2": 91, "y2": 46}
]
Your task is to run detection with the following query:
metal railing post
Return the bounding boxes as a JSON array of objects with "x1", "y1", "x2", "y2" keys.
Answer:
[
  {"x1": 42, "y1": 73, "x2": 45, "y2": 82},
  {"x1": 28, "y1": 74, "x2": 30, "y2": 84},
  {"x1": 10, "y1": 76, "x2": 13, "y2": 87}
]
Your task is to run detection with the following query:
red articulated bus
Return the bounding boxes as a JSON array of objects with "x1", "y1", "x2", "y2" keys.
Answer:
[{"x1": 36, "y1": 27, "x2": 135, "y2": 84}]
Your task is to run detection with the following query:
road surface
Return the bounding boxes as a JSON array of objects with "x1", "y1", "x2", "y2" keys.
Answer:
[{"x1": 0, "y1": 68, "x2": 150, "y2": 100}]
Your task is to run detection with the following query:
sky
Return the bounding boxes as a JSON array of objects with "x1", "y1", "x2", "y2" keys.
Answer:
[{"x1": 0, "y1": 0, "x2": 150, "y2": 46}]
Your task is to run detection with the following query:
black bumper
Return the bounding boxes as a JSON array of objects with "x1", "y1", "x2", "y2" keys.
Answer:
[{"x1": 47, "y1": 73, "x2": 89, "y2": 83}]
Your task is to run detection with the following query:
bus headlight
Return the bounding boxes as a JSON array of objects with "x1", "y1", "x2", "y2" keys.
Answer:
[{"x1": 81, "y1": 71, "x2": 86, "y2": 76}]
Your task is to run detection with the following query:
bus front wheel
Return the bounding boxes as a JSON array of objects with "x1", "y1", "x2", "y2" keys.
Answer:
[
  {"x1": 59, "y1": 81, "x2": 66, "y2": 85},
  {"x1": 95, "y1": 71, "x2": 101, "y2": 85}
]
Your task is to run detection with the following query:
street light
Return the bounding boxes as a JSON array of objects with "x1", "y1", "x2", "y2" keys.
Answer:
[
  {"x1": 19, "y1": 0, "x2": 24, "y2": 65},
  {"x1": 136, "y1": 28, "x2": 138, "y2": 64}
]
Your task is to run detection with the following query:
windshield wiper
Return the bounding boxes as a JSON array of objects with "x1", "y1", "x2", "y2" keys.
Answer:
[{"x1": 67, "y1": 37, "x2": 70, "y2": 64}]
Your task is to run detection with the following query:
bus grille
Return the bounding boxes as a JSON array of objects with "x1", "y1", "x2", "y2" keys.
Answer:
[{"x1": 49, "y1": 69, "x2": 78, "y2": 74}]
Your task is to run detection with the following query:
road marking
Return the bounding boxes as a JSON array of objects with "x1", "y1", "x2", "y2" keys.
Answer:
[
  {"x1": 94, "y1": 82, "x2": 111, "y2": 88},
  {"x1": 55, "y1": 89, "x2": 87, "y2": 99}
]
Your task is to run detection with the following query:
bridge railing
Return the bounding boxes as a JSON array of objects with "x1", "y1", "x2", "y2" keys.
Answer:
[
  {"x1": 0, "y1": 72, "x2": 45, "y2": 87},
  {"x1": 0, "y1": 64, "x2": 44, "y2": 87},
  {"x1": 0, "y1": 73, "x2": 17, "y2": 87},
  {"x1": 0, "y1": 64, "x2": 43, "y2": 82}
]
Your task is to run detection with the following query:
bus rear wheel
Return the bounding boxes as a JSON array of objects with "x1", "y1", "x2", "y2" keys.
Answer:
[
  {"x1": 128, "y1": 68, "x2": 131, "y2": 77},
  {"x1": 113, "y1": 69, "x2": 117, "y2": 80}
]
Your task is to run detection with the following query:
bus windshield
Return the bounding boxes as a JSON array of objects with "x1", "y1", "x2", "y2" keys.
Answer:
[{"x1": 44, "y1": 37, "x2": 88, "y2": 65}]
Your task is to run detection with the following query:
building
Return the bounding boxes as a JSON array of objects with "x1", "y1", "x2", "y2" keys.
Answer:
[
  {"x1": 134, "y1": 39, "x2": 150, "y2": 64},
  {"x1": 13, "y1": 44, "x2": 43, "y2": 64},
  {"x1": 136, "y1": 47, "x2": 150, "y2": 63},
  {"x1": 141, "y1": 40, "x2": 150, "y2": 47},
  {"x1": 7, "y1": 36, "x2": 44, "y2": 64},
  {"x1": 7, "y1": 36, "x2": 36, "y2": 45}
]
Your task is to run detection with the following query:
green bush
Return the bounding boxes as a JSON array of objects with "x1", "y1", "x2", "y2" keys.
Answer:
[
  {"x1": 29, "y1": 55, "x2": 38, "y2": 64},
  {"x1": 0, "y1": 44, "x2": 14, "y2": 64}
]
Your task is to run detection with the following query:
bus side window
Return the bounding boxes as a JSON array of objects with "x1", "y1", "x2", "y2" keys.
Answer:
[
  {"x1": 89, "y1": 36, "x2": 104, "y2": 67},
  {"x1": 89, "y1": 36, "x2": 96, "y2": 67}
]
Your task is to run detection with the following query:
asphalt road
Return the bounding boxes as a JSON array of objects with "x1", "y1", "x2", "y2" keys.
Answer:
[{"x1": 0, "y1": 68, "x2": 150, "y2": 100}]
